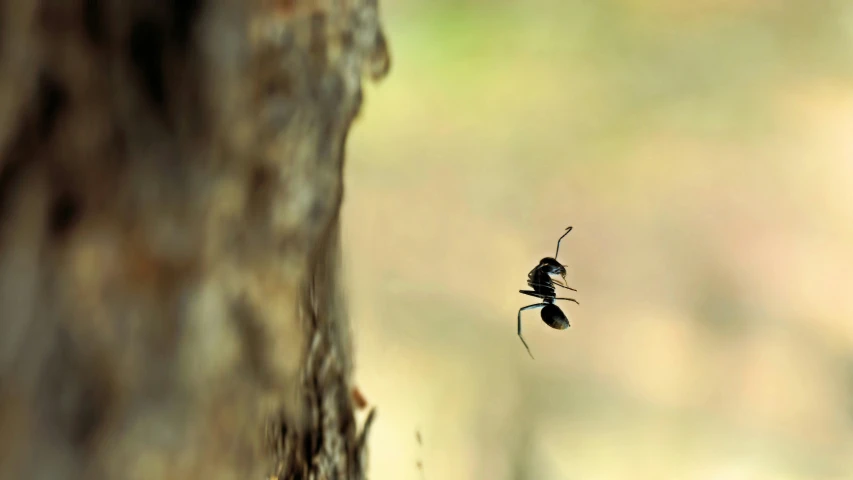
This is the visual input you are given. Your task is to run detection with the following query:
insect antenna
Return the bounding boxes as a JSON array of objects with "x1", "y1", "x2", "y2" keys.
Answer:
[{"x1": 555, "y1": 226, "x2": 573, "y2": 259}]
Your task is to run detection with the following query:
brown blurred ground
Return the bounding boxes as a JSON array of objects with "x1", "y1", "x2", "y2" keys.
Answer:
[{"x1": 342, "y1": 1, "x2": 853, "y2": 479}]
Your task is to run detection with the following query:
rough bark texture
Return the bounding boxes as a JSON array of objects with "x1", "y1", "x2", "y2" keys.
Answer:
[{"x1": 0, "y1": 1, "x2": 389, "y2": 479}]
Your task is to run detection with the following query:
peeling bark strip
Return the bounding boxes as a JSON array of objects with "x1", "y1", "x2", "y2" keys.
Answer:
[{"x1": 0, "y1": 1, "x2": 389, "y2": 479}]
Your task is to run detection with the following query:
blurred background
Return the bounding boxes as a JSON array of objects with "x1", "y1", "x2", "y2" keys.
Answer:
[{"x1": 341, "y1": 1, "x2": 853, "y2": 478}]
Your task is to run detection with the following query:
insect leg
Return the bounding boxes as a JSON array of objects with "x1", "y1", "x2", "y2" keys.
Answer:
[
  {"x1": 518, "y1": 303, "x2": 547, "y2": 359},
  {"x1": 555, "y1": 297, "x2": 579, "y2": 305},
  {"x1": 552, "y1": 280, "x2": 577, "y2": 292},
  {"x1": 528, "y1": 280, "x2": 577, "y2": 292},
  {"x1": 519, "y1": 290, "x2": 549, "y2": 300}
]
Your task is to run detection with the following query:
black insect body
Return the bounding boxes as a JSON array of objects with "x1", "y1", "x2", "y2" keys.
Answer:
[{"x1": 518, "y1": 226, "x2": 579, "y2": 359}]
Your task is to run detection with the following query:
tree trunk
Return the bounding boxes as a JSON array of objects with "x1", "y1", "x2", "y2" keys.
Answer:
[{"x1": 0, "y1": 1, "x2": 389, "y2": 479}]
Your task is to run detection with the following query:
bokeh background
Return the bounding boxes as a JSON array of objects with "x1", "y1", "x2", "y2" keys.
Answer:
[{"x1": 341, "y1": 1, "x2": 853, "y2": 478}]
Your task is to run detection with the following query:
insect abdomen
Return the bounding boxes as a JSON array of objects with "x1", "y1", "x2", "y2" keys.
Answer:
[{"x1": 541, "y1": 304, "x2": 569, "y2": 330}]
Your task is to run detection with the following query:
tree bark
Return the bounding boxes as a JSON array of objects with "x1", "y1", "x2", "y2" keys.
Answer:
[{"x1": 0, "y1": 1, "x2": 389, "y2": 479}]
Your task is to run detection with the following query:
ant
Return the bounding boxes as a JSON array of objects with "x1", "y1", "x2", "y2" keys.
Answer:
[{"x1": 518, "y1": 226, "x2": 579, "y2": 359}]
